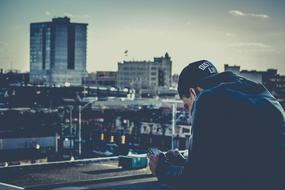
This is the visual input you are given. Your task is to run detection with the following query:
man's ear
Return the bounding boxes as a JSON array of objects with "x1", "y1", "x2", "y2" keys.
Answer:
[{"x1": 188, "y1": 88, "x2": 196, "y2": 98}]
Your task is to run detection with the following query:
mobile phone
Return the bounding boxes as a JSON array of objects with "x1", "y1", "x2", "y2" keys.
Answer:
[{"x1": 148, "y1": 147, "x2": 161, "y2": 156}]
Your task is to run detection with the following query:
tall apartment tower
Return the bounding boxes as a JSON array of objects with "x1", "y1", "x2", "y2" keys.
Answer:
[{"x1": 30, "y1": 17, "x2": 87, "y2": 86}]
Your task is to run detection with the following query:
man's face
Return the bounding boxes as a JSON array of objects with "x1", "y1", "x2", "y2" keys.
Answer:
[
  {"x1": 182, "y1": 96, "x2": 195, "y2": 114},
  {"x1": 181, "y1": 88, "x2": 198, "y2": 114}
]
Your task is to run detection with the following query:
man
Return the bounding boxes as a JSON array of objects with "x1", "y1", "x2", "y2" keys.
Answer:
[{"x1": 148, "y1": 60, "x2": 285, "y2": 190}]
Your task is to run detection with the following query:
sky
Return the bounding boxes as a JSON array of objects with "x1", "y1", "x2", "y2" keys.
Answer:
[{"x1": 0, "y1": 0, "x2": 285, "y2": 74}]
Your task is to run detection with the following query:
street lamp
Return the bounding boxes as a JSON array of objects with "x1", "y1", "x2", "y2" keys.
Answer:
[
  {"x1": 162, "y1": 99, "x2": 181, "y2": 150},
  {"x1": 68, "y1": 106, "x2": 73, "y2": 136},
  {"x1": 78, "y1": 99, "x2": 97, "y2": 156}
]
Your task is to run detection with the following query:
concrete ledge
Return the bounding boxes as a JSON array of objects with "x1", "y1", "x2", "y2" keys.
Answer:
[
  {"x1": 0, "y1": 156, "x2": 119, "y2": 170},
  {"x1": 0, "y1": 150, "x2": 187, "y2": 170},
  {"x1": 25, "y1": 173, "x2": 154, "y2": 190},
  {"x1": 0, "y1": 182, "x2": 24, "y2": 190}
]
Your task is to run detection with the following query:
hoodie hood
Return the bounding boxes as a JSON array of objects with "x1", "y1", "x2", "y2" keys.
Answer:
[{"x1": 198, "y1": 71, "x2": 267, "y2": 95}]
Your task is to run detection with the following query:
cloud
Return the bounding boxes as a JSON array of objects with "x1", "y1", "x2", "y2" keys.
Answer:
[
  {"x1": 81, "y1": 14, "x2": 91, "y2": 19},
  {"x1": 228, "y1": 10, "x2": 269, "y2": 19},
  {"x1": 45, "y1": 11, "x2": 51, "y2": 16},
  {"x1": 230, "y1": 42, "x2": 271, "y2": 48},
  {"x1": 229, "y1": 10, "x2": 245, "y2": 17},
  {"x1": 226, "y1": 33, "x2": 237, "y2": 37},
  {"x1": 249, "y1": 13, "x2": 269, "y2": 19},
  {"x1": 186, "y1": 21, "x2": 192, "y2": 26},
  {"x1": 230, "y1": 42, "x2": 277, "y2": 53}
]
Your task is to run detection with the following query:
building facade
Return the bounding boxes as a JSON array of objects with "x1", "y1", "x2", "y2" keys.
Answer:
[
  {"x1": 0, "y1": 70, "x2": 29, "y2": 87},
  {"x1": 224, "y1": 64, "x2": 263, "y2": 83},
  {"x1": 30, "y1": 17, "x2": 87, "y2": 86},
  {"x1": 224, "y1": 64, "x2": 285, "y2": 108},
  {"x1": 117, "y1": 53, "x2": 172, "y2": 92},
  {"x1": 95, "y1": 71, "x2": 117, "y2": 87},
  {"x1": 83, "y1": 71, "x2": 117, "y2": 87}
]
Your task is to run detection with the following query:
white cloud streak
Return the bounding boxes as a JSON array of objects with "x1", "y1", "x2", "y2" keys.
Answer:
[
  {"x1": 230, "y1": 42, "x2": 271, "y2": 48},
  {"x1": 249, "y1": 13, "x2": 269, "y2": 19},
  {"x1": 230, "y1": 42, "x2": 278, "y2": 53},
  {"x1": 45, "y1": 11, "x2": 51, "y2": 16},
  {"x1": 226, "y1": 33, "x2": 237, "y2": 37},
  {"x1": 229, "y1": 10, "x2": 245, "y2": 17},
  {"x1": 228, "y1": 10, "x2": 269, "y2": 19},
  {"x1": 81, "y1": 14, "x2": 91, "y2": 19},
  {"x1": 186, "y1": 21, "x2": 192, "y2": 26}
]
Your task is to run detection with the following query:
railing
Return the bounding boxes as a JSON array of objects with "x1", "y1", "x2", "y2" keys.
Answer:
[{"x1": 0, "y1": 150, "x2": 188, "y2": 169}]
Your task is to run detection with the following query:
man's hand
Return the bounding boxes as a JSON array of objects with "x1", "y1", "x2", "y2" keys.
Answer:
[
  {"x1": 165, "y1": 149, "x2": 186, "y2": 165},
  {"x1": 147, "y1": 153, "x2": 160, "y2": 176}
]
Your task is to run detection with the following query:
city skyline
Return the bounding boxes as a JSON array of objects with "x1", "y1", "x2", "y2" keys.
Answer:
[{"x1": 0, "y1": 0, "x2": 285, "y2": 74}]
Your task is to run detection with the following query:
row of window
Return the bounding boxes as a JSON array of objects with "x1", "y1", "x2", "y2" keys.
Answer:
[
  {"x1": 118, "y1": 71, "x2": 146, "y2": 76},
  {"x1": 120, "y1": 67, "x2": 147, "y2": 71}
]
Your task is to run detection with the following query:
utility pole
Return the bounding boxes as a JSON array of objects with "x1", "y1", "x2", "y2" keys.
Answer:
[
  {"x1": 171, "y1": 103, "x2": 177, "y2": 149},
  {"x1": 78, "y1": 105, "x2": 82, "y2": 155},
  {"x1": 77, "y1": 99, "x2": 97, "y2": 157}
]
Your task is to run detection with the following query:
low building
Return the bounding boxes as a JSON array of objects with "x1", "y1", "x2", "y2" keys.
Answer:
[
  {"x1": 0, "y1": 70, "x2": 29, "y2": 87},
  {"x1": 140, "y1": 122, "x2": 191, "y2": 150},
  {"x1": 225, "y1": 64, "x2": 262, "y2": 83},
  {"x1": 0, "y1": 108, "x2": 61, "y2": 163},
  {"x1": 83, "y1": 71, "x2": 117, "y2": 87},
  {"x1": 96, "y1": 71, "x2": 117, "y2": 87},
  {"x1": 117, "y1": 53, "x2": 172, "y2": 94},
  {"x1": 224, "y1": 64, "x2": 285, "y2": 108}
]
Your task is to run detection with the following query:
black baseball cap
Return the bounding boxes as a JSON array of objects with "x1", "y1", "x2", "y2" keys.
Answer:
[{"x1": 178, "y1": 60, "x2": 218, "y2": 98}]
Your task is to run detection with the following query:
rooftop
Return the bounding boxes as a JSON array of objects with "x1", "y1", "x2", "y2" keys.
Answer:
[{"x1": 0, "y1": 157, "x2": 173, "y2": 190}]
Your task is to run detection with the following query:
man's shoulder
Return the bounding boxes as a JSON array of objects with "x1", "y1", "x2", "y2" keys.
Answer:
[
  {"x1": 197, "y1": 79, "x2": 264, "y2": 103},
  {"x1": 196, "y1": 85, "x2": 222, "y2": 103},
  {"x1": 194, "y1": 82, "x2": 246, "y2": 110},
  {"x1": 196, "y1": 80, "x2": 283, "y2": 114},
  {"x1": 193, "y1": 88, "x2": 221, "y2": 112}
]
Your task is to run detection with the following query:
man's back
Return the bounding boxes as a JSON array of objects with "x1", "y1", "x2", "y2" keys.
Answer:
[{"x1": 190, "y1": 72, "x2": 285, "y2": 189}]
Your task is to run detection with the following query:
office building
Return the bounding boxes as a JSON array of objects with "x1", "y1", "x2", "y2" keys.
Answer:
[{"x1": 30, "y1": 17, "x2": 87, "y2": 86}]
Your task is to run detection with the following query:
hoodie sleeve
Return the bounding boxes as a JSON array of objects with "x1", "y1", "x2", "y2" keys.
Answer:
[{"x1": 155, "y1": 90, "x2": 219, "y2": 188}]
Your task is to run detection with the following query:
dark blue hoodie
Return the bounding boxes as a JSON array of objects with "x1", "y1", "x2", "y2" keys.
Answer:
[{"x1": 156, "y1": 72, "x2": 285, "y2": 190}]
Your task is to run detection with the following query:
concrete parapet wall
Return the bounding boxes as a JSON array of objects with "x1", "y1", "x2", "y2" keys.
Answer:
[{"x1": 0, "y1": 183, "x2": 24, "y2": 190}]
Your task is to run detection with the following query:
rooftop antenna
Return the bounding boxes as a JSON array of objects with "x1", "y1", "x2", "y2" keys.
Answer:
[
  {"x1": 124, "y1": 50, "x2": 128, "y2": 57},
  {"x1": 123, "y1": 50, "x2": 129, "y2": 62}
]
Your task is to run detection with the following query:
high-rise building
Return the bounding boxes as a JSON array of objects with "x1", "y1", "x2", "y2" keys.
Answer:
[
  {"x1": 117, "y1": 53, "x2": 172, "y2": 91},
  {"x1": 30, "y1": 17, "x2": 87, "y2": 86}
]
